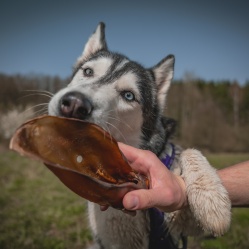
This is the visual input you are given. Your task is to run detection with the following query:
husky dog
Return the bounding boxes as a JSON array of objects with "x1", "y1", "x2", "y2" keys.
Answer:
[{"x1": 48, "y1": 23, "x2": 231, "y2": 249}]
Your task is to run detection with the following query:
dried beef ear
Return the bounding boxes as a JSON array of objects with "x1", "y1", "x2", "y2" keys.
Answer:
[{"x1": 9, "y1": 115, "x2": 149, "y2": 209}]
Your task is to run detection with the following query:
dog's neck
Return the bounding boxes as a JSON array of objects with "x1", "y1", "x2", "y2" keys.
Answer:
[{"x1": 141, "y1": 116, "x2": 176, "y2": 157}]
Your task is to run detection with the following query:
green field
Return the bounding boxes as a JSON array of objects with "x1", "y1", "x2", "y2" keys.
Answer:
[{"x1": 0, "y1": 149, "x2": 248, "y2": 249}]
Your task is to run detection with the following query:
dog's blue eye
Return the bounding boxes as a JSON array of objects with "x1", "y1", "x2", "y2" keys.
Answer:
[
  {"x1": 83, "y1": 68, "x2": 93, "y2": 77},
  {"x1": 122, "y1": 91, "x2": 135, "y2": 101}
]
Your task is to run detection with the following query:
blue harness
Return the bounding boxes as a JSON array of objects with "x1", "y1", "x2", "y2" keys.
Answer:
[{"x1": 149, "y1": 143, "x2": 187, "y2": 249}]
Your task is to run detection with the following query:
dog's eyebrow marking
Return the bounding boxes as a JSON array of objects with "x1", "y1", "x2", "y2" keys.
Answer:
[
  {"x1": 76, "y1": 155, "x2": 83, "y2": 163},
  {"x1": 114, "y1": 59, "x2": 129, "y2": 72}
]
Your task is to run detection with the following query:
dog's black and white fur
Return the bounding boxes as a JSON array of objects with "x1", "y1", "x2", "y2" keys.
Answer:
[{"x1": 48, "y1": 23, "x2": 231, "y2": 249}]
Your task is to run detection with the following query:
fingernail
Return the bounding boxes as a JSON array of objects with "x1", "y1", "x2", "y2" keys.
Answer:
[{"x1": 126, "y1": 196, "x2": 139, "y2": 210}]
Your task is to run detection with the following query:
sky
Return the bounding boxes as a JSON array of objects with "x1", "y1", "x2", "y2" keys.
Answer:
[{"x1": 0, "y1": 0, "x2": 249, "y2": 84}]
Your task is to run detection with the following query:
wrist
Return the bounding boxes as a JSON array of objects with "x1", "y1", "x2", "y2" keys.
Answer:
[{"x1": 175, "y1": 175, "x2": 188, "y2": 209}]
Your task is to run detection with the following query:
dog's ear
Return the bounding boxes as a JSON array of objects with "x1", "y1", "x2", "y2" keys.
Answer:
[
  {"x1": 75, "y1": 22, "x2": 108, "y2": 68},
  {"x1": 152, "y1": 54, "x2": 175, "y2": 109}
]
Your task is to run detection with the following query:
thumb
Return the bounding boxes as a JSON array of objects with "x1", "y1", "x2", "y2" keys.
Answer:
[{"x1": 123, "y1": 189, "x2": 157, "y2": 210}]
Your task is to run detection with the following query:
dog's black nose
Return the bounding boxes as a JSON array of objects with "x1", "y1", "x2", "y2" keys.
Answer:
[{"x1": 60, "y1": 92, "x2": 93, "y2": 119}]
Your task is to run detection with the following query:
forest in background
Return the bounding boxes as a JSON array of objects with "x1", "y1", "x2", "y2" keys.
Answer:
[{"x1": 0, "y1": 73, "x2": 249, "y2": 152}]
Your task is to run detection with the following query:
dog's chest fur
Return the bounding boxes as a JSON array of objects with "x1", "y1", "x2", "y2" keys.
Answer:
[{"x1": 88, "y1": 202, "x2": 150, "y2": 249}]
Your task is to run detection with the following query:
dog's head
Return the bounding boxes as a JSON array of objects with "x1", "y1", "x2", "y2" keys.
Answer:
[{"x1": 48, "y1": 22, "x2": 175, "y2": 153}]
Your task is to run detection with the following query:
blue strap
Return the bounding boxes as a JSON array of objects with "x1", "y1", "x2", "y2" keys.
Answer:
[
  {"x1": 160, "y1": 143, "x2": 175, "y2": 170},
  {"x1": 149, "y1": 143, "x2": 179, "y2": 249},
  {"x1": 149, "y1": 207, "x2": 177, "y2": 249}
]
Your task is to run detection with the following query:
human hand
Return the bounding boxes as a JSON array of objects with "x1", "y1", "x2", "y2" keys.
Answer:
[{"x1": 119, "y1": 143, "x2": 187, "y2": 212}]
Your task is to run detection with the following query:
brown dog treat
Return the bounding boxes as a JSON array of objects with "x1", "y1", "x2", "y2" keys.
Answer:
[{"x1": 9, "y1": 115, "x2": 148, "y2": 209}]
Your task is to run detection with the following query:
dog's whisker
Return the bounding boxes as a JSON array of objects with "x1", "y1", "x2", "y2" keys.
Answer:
[
  {"x1": 23, "y1": 89, "x2": 54, "y2": 97},
  {"x1": 104, "y1": 109, "x2": 116, "y2": 115},
  {"x1": 18, "y1": 90, "x2": 53, "y2": 105},
  {"x1": 102, "y1": 123, "x2": 113, "y2": 143},
  {"x1": 105, "y1": 121, "x2": 128, "y2": 144},
  {"x1": 32, "y1": 106, "x2": 49, "y2": 117},
  {"x1": 20, "y1": 103, "x2": 48, "y2": 117},
  {"x1": 104, "y1": 110, "x2": 134, "y2": 132},
  {"x1": 94, "y1": 120, "x2": 112, "y2": 142},
  {"x1": 20, "y1": 93, "x2": 53, "y2": 100},
  {"x1": 106, "y1": 116, "x2": 133, "y2": 131},
  {"x1": 30, "y1": 103, "x2": 49, "y2": 109}
]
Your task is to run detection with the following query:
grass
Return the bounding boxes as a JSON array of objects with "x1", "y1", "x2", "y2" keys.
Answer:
[
  {"x1": 0, "y1": 148, "x2": 248, "y2": 248},
  {"x1": 206, "y1": 153, "x2": 249, "y2": 170},
  {"x1": 0, "y1": 149, "x2": 92, "y2": 249}
]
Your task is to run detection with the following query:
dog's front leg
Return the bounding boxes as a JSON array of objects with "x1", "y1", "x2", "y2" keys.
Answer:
[{"x1": 168, "y1": 149, "x2": 231, "y2": 237}]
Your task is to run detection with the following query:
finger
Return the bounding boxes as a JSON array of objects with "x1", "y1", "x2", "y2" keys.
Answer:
[
  {"x1": 118, "y1": 143, "x2": 150, "y2": 174},
  {"x1": 123, "y1": 189, "x2": 158, "y2": 210},
  {"x1": 99, "y1": 205, "x2": 109, "y2": 211},
  {"x1": 118, "y1": 142, "x2": 144, "y2": 163}
]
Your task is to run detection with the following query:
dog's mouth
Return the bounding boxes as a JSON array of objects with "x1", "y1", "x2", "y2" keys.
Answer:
[{"x1": 10, "y1": 115, "x2": 149, "y2": 209}]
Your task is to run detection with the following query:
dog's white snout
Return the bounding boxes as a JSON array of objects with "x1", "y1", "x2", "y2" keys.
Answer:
[{"x1": 60, "y1": 91, "x2": 93, "y2": 120}]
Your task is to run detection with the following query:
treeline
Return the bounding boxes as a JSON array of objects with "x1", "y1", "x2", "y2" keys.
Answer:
[
  {"x1": 0, "y1": 74, "x2": 68, "y2": 112},
  {"x1": 0, "y1": 73, "x2": 248, "y2": 152},
  {"x1": 166, "y1": 78, "x2": 249, "y2": 152}
]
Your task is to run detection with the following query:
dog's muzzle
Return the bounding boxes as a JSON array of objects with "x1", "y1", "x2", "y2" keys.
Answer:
[{"x1": 59, "y1": 91, "x2": 93, "y2": 120}]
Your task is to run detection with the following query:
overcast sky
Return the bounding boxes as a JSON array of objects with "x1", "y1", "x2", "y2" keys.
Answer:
[{"x1": 1, "y1": 0, "x2": 249, "y2": 84}]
